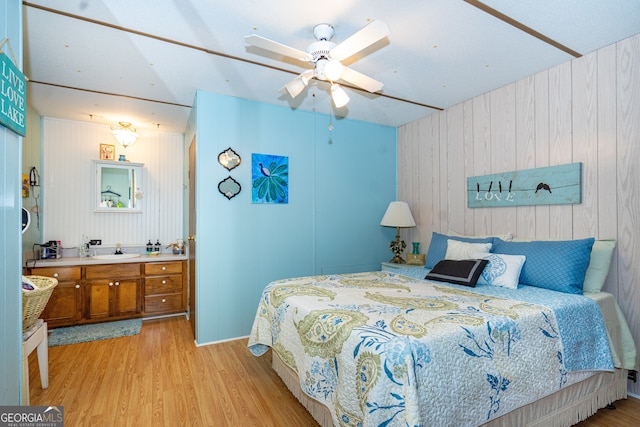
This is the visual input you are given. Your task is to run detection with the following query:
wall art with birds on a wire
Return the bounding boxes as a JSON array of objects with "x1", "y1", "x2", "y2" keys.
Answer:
[
  {"x1": 252, "y1": 153, "x2": 289, "y2": 204},
  {"x1": 466, "y1": 162, "x2": 581, "y2": 208}
]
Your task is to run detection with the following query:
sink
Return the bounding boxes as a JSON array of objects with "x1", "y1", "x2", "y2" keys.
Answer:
[{"x1": 91, "y1": 253, "x2": 141, "y2": 260}]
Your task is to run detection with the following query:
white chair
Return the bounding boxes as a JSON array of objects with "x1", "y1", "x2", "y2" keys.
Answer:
[{"x1": 22, "y1": 319, "x2": 49, "y2": 405}]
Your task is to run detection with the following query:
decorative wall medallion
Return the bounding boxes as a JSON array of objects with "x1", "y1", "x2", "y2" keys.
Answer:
[
  {"x1": 467, "y1": 162, "x2": 582, "y2": 208},
  {"x1": 218, "y1": 176, "x2": 241, "y2": 200},
  {"x1": 218, "y1": 147, "x2": 241, "y2": 171}
]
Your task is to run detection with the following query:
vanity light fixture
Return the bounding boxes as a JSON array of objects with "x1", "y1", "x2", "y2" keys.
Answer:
[{"x1": 111, "y1": 122, "x2": 139, "y2": 148}]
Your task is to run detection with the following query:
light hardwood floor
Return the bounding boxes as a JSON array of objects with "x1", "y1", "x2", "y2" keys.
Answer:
[{"x1": 28, "y1": 316, "x2": 639, "y2": 426}]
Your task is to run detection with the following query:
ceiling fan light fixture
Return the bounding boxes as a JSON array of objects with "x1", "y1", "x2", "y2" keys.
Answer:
[
  {"x1": 324, "y1": 59, "x2": 344, "y2": 81},
  {"x1": 300, "y1": 69, "x2": 315, "y2": 85},
  {"x1": 331, "y1": 84, "x2": 349, "y2": 108},
  {"x1": 246, "y1": 20, "x2": 388, "y2": 107},
  {"x1": 111, "y1": 121, "x2": 138, "y2": 148},
  {"x1": 284, "y1": 77, "x2": 307, "y2": 98}
]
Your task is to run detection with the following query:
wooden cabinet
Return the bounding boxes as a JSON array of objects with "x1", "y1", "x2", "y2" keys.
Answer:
[
  {"x1": 29, "y1": 266, "x2": 82, "y2": 328},
  {"x1": 27, "y1": 258, "x2": 187, "y2": 327},
  {"x1": 143, "y1": 261, "x2": 186, "y2": 316},
  {"x1": 85, "y1": 263, "x2": 142, "y2": 320}
]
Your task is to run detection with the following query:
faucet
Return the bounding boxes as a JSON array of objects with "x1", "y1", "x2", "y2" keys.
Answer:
[
  {"x1": 78, "y1": 234, "x2": 91, "y2": 257},
  {"x1": 114, "y1": 243, "x2": 123, "y2": 255}
]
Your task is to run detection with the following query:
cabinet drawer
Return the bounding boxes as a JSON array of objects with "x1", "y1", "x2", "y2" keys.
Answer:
[
  {"x1": 29, "y1": 266, "x2": 81, "y2": 282},
  {"x1": 145, "y1": 276, "x2": 182, "y2": 295},
  {"x1": 145, "y1": 294, "x2": 184, "y2": 314},
  {"x1": 145, "y1": 261, "x2": 182, "y2": 275},
  {"x1": 86, "y1": 263, "x2": 141, "y2": 279}
]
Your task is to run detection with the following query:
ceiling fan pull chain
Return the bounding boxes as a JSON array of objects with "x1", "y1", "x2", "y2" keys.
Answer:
[{"x1": 328, "y1": 96, "x2": 334, "y2": 131}]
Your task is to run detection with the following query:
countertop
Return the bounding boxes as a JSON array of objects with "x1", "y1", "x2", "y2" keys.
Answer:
[{"x1": 26, "y1": 253, "x2": 187, "y2": 268}]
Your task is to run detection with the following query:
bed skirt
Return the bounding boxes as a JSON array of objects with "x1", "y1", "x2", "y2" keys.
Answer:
[{"x1": 272, "y1": 350, "x2": 628, "y2": 427}]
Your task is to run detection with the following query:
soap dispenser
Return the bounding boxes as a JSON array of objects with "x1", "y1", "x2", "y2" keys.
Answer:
[
  {"x1": 146, "y1": 240, "x2": 153, "y2": 253},
  {"x1": 154, "y1": 239, "x2": 161, "y2": 252}
]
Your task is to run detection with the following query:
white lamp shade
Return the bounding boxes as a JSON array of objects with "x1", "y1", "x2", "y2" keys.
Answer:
[
  {"x1": 284, "y1": 77, "x2": 307, "y2": 98},
  {"x1": 331, "y1": 84, "x2": 350, "y2": 108},
  {"x1": 283, "y1": 70, "x2": 314, "y2": 99},
  {"x1": 380, "y1": 201, "x2": 416, "y2": 227}
]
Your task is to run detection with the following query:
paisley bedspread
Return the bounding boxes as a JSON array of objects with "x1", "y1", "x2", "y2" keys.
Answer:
[{"x1": 248, "y1": 271, "x2": 614, "y2": 427}]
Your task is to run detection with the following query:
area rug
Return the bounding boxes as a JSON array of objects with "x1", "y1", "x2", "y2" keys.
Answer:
[{"x1": 48, "y1": 318, "x2": 142, "y2": 347}]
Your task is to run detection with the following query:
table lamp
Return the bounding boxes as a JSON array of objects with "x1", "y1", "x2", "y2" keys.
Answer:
[{"x1": 380, "y1": 201, "x2": 416, "y2": 263}]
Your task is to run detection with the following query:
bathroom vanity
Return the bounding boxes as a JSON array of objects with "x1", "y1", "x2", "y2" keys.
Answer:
[{"x1": 26, "y1": 255, "x2": 187, "y2": 328}]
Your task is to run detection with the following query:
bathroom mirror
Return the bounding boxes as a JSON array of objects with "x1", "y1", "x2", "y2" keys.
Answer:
[{"x1": 93, "y1": 160, "x2": 144, "y2": 213}]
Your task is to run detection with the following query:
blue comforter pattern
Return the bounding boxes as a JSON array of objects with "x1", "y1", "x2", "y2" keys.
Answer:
[
  {"x1": 395, "y1": 267, "x2": 614, "y2": 372},
  {"x1": 248, "y1": 271, "x2": 613, "y2": 427}
]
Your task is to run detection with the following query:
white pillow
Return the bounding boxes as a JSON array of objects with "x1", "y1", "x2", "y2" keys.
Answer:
[
  {"x1": 473, "y1": 253, "x2": 526, "y2": 289},
  {"x1": 448, "y1": 229, "x2": 513, "y2": 242},
  {"x1": 445, "y1": 239, "x2": 492, "y2": 260}
]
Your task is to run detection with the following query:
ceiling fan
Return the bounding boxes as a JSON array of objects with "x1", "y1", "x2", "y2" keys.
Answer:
[{"x1": 245, "y1": 20, "x2": 390, "y2": 108}]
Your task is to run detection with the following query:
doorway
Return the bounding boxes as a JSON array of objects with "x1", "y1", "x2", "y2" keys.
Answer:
[{"x1": 188, "y1": 136, "x2": 197, "y2": 339}]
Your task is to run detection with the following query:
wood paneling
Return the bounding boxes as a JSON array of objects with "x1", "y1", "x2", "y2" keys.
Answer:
[
  {"x1": 615, "y1": 35, "x2": 640, "y2": 387},
  {"x1": 398, "y1": 33, "x2": 640, "y2": 396},
  {"x1": 41, "y1": 118, "x2": 183, "y2": 250}
]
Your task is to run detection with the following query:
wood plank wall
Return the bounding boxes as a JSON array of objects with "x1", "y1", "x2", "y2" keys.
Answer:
[
  {"x1": 398, "y1": 34, "x2": 640, "y2": 395},
  {"x1": 41, "y1": 118, "x2": 184, "y2": 251}
]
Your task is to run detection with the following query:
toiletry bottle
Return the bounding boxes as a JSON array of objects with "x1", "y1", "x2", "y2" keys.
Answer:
[
  {"x1": 154, "y1": 240, "x2": 161, "y2": 252},
  {"x1": 146, "y1": 240, "x2": 153, "y2": 253}
]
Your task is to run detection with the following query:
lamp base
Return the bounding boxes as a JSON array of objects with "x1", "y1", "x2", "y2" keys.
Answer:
[
  {"x1": 389, "y1": 255, "x2": 406, "y2": 264},
  {"x1": 388, "y1": 227, "x2": 407, "y2": 264}
]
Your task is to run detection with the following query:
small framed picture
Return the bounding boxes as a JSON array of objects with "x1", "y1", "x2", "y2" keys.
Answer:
[{"x1": 100, "y1": 143, "x2": 115, "y2": 160}]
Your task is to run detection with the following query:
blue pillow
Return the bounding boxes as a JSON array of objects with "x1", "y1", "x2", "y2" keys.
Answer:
[
  {"x1": 492, "y1": 238, "x2": 595, "y2": 294},
  {"x1": 425, "y1": 232, "x2": 494, "y2": 269}
]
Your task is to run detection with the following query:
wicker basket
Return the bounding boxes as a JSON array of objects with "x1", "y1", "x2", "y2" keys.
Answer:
[{"x1": 22, "y1": 275, "x2": 58, "y2": 332}]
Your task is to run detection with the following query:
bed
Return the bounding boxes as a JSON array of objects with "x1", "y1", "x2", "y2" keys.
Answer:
[{"x1": 248, "y1": 236, "x2": 637, "y2": 427}]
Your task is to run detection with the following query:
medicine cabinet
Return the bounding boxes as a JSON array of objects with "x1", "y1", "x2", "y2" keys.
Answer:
[{"x1": 93, "y1": 160, "x2": 144, "y2": 213}]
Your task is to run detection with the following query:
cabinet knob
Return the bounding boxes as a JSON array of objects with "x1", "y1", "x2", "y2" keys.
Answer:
[
  {"x1": 115, "y1": 281, "x2": 120, "y2": 286},
  {"x1": 162, "y1": 266, "x2": 166, "y2": 271},
  {"x1": 75, "y1": 284, "x2": 80, "y2": 289},
  {"x1": 162, "y1": 298, "x2": 166, "y2": 303},
  {"x1": 109, "y1": 282, "x2": 114, "y2": 286},
  {"x1": 53, "y1": 273, "x2": 59, "y2": 278},
  {"x1": 162, "y1": 280, "x2": 167, "y2": 284}
]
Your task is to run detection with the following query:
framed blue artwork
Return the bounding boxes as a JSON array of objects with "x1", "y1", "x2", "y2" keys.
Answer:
[{"x1": 251, "y1": 153, "x2": 288, "y2": 204}]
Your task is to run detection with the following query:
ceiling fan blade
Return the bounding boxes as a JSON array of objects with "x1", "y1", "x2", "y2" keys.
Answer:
[
  {"x1": 339, "y1": 66, "x2": 384, "y2": 93},
  {"x1": 329, "y1": 20, "x2": 390, "y2": 62},
  {"x1": 244, "y1": 35, "x2": 313, "y2": 62}
]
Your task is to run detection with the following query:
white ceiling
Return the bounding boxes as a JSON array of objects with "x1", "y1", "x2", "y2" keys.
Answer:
[{"x1": 22, "y1": 0, "x2": 640, "y2": 134}]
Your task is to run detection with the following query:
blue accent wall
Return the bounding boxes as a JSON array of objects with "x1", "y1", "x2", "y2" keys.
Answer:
[
  {"x1": 192, "y1": 91, "x2": 397, "y2": 344},
  {"x1": 1, "y1": 0, "x2": 24, "y2": 404}
]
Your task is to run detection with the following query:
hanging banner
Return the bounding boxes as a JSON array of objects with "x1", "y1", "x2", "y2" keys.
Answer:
[
  {"x1": 0, "y1": 51, "x2": 27, "y2": 136},
  {"x1": 467, "y1": 162, "x2": 582, "y2": 208}
]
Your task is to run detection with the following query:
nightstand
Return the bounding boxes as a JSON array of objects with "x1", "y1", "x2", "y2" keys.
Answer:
[{"x1": 381, "y1": 262, "x2": 425, "y2": 272}]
